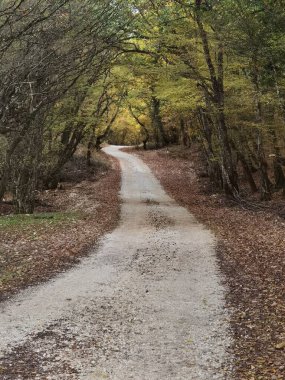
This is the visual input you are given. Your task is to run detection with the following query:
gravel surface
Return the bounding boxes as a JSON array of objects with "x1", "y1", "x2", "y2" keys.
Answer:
[{"x1": 0, "y1": 146, "x2": 232, "y2": 379}]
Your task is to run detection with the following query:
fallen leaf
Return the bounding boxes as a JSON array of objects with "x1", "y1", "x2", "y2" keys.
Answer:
[{"x1": 275, "y1": 342, "x2": 285, "y2": 350}]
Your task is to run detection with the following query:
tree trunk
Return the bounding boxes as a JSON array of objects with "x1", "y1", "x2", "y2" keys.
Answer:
[
  {"x1": 251, "y1": 55, "x2": 272, "y2": 200},
  {"x1": 255, "y1": 131, "x2": 272, "y2": 200},
  {"x1": 15, "y1": 167, "x2": 37, "y2": 214},
  {"x1": 151, "y1": 96, "x2": 168, "y2": 147},
  {"x1": 180, "y1": 117, "x2": 191, "y2": 147},
  {"x1": 44, "y1": 124, "x2": 84, "y2": 189},
  {"x1": 87, "y1": 141, "x2": 92, "y2": 166},
  {"x1": 86, "y1": 125, "x2": 97, "y2": 166},
  {"x1": 273, "y1": 159, "x2": 285, "y2": 189},
  {"x1": 95, "y1": 106, "x2": 120, "y2": 150},
  {"x1": 14, "y1": 124, "x2": 43, "y2": 214},
  {"x1": 197, "y1": 108, "x2": 223, "y2": 188},
  {"x1": 238, "y1": 152, "x2": 258, "y2": 193},
  {"x1": 269, "y1": 127, "x2": 285, "y2": 189},
  {"x1": 217, "y1": 111, "x2": 239, "y2": 196},
  {"x1": 0, "y1": 165, "x2": 9, "y2": 201},
  {"x1": 0, "y1": 134, "x2": 27, "y2": 200},
  {"x1": 195, "y1": 4, "x2": 238, "y2": 197}
]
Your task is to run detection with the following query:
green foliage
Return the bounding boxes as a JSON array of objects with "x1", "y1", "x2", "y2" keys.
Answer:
[
  {"x1": 110, "y1": 111, "x2": 142, "y2": 145},
  {"x1": 0, "y1": 212, "x2": 79, "y2": 229}
]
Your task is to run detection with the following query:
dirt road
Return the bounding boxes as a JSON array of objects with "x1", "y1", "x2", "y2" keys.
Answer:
[{"x1": 0, "y1": 146, "x2": 231, "y2": 379}]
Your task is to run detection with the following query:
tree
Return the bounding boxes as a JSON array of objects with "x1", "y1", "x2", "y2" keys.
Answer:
[{"x1": 0, "y1": 0, "x2": 131, "y2": 212}]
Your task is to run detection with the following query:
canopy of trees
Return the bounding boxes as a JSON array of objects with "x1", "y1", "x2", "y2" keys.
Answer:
[{"x1": 1, "y1": 0, "x2": 285, "y2": 212}]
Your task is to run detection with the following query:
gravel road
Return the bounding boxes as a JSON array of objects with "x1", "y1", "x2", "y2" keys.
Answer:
[{"x1": 0, "y1": 146, "x2": 232, "y2": 379}]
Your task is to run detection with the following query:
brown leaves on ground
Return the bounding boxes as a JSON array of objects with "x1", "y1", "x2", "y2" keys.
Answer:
[
  {"x1": 0, "y1": 152, "x2": 121, "y2": 302},
  {"x1": 135, "y1": 147, "x2": 285, "y2": 380}
]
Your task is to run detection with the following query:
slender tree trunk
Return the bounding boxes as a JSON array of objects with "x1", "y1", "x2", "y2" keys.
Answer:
[
  {"x1": 86, "y1": 124, "x2": 97, "y2": 166},
  {"x1": 129, "y1": 106, "x2": 150, "y2": 150},
  {"x1": 237, "y1": 151, "x2": 258, "y2": 193},
  {"x1": 14, "y1": 123, "x2": 43, "y2": 214},
  {"x1": 151, "y1": 96, "x2": 168, "y2": 147},
  {"x1": 44, "y1": 124, "x2": 84, "y2": 189},
  {"x1": 180, "y1": 117, "x2": 190, "y2": 147},
  {"x1": 0, "y1": 165, "x2": 9, "y2": 201},
  {"x1": 95, "y1": 106, "x2": 120, "y2": 150},
  {"x1": 273, "y1": 159, "x2": 285, "y2": 189},
  {"x1": 195, "y1": 3, "x2": 238, "y2": 197},
  {"x1": 197, "y1": 108, "x2": 223, "y2": 188},
  {"x1": 252, "y1": 58, "x2": 272, "y2": 200},
  {"x1": 15, "y1": 167, "x2": 37, "y2": 214},
  {"x1": 86, "y1": 141, "x2": 93, "y2": 166},
  {"x1": 0, "y1": 133, "x2": 26, "y2": 200},
  {"x1": 269, "y1": 127, "x2": 285, "y2": 189},
  {"x1": 228, "y1": 132, "x2": 258, "y2": 193},
  {"x1": 255, "y1": 129, "x2": 272, "y2": 200},
  {"x1": 216, "y1": 110, "x2": 239, "y2": 196}
]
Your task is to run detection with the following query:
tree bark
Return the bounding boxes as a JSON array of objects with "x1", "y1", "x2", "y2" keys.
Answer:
[
  {"x1": 237, "y1": 151, "x2": 258, "y2": 193},
  {"x1": 269, "y1": 127, "x2": 285, "y2": 189},
  {"x1": 151, "y1": 96, "x2": 168, "y2": 147},
  {"x1": 95, "y1": 106, "x2": 120, "y2": 150},
  {"x1": 195, "y1": 3, "x2": 238, "y2": 197},
  {"x1": 180, "y1": 117, "x2": 191, "y2": 147},
  {"x1": 252, "y1": 57, "x2": 272, "y2": 200},
  {"x1": 129, "y1": 106, "x2": 150, "y2": 150}
]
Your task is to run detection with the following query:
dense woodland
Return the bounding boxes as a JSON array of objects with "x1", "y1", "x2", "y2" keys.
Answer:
[{"x1": 1, "y1": 0, "x2": 285, "y2": 213}]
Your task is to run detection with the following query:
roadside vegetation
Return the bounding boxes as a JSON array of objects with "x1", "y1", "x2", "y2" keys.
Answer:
[{"x1": 0, "y1": 151, "x2": 120, "y2": 301}]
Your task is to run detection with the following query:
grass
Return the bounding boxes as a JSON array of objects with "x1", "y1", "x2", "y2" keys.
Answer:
[
  {"x1": 0, "y1": 212, "x2": 79, "y2": 229},
  {"x1": 0, "y1": 270, "x2": 18, "y2": 286}
]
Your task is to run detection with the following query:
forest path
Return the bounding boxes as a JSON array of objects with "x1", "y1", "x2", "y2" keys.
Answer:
[{"x1": 0, "y1": 146, "x2": 231, "y2": 379}]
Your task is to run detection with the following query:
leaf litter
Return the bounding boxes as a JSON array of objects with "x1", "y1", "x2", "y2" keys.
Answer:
[{"x1": 0, "y1": 152, "x2": 121, "y2": 302}]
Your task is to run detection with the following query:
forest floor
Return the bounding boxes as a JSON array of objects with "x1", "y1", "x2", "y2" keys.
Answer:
[
  {"x1": 133, "y1": 146, "x2": 285, "y2": 380},
  {"x1": 0, "y1": 151, "x2": 121, "y2": 302}
]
